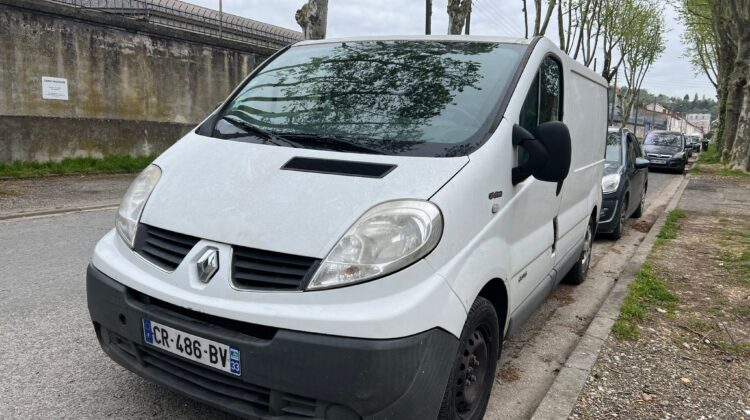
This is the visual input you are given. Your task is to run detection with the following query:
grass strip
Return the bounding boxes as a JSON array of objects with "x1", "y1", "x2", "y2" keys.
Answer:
[
  {"x1": 612, "y1": 263, "x2": 678, "y2": 340},
  {"x1": 654, "y1": 209, "x2": 686, "y2": 247},
  {"x1": 0, "y1": 155, "x2": 154, "y2": 179},
  {"x1": 613, "y1": 209, "x2": 685, "y2": 340}
]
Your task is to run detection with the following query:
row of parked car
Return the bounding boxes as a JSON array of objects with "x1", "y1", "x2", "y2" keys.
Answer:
[{"x1": 597, "y1": 128, "x2": 703, "y2": 239}]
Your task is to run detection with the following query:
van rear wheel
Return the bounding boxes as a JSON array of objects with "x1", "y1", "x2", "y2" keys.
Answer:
[
  {"x1": 438, "y1": 297, "x2": 499, "y2": 420},
  {"x1": 564, "y1": 216, "x2": 595, "y2": 285}
]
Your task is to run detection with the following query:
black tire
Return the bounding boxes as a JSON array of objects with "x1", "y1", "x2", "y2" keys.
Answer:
[
  {"x1": 564, "y1": 216, "x2": 595, "y2": 285},
  {"x1": 438, "y1": 297, "x2": 500, "y2": 420},
  {"x1": 609, "y1": 196, "x2": 628, "y2": 240},
  {"x1": 631, "y1": 188, "x2": 645, "y2": 218}
]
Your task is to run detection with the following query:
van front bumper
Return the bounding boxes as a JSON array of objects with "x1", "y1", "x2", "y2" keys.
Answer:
[{"x1": 87, "y1": 264, "x2": 458, "y2": 420}]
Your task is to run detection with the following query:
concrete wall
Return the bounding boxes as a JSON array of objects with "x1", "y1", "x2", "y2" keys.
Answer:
[{"x1": 0, "y1": 0, "x2": 281, "y2": 163}]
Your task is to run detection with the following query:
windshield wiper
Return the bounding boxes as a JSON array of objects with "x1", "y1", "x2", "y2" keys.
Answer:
[
  {"x1": 220, "y1": 115, "x2": 299, "y2": 148},
  {"x1": 275, "y1": 133, "x2": 385, "y2": 155}
]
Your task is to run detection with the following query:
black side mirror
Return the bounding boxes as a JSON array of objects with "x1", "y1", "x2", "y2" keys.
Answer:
[
  {"x1": 534, "y1": 121, "x2": 572, "y2": 183},
  {"x1": 512, "y1": 122, "x2": 573, "y2": 186},
  {"x1": 634, "y1": 157, "x2": 650, "y2": 169},
  {"x1": 512, "y1": 124, "x2": 549, "y2": 185}
]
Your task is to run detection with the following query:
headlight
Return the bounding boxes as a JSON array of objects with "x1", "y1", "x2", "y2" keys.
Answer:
[
  {"x1": 307, "y1": 200, "x2": 443, "y2": 290},
  {"x1": 116, "y1": 164, "x2": 161, "y2": 248},
  {"x1": 673, "y1": 152, "x2": 684, "y2": 159},
  {"x1": 601, "y1": 174, "x2": 621, "y2": 194}
]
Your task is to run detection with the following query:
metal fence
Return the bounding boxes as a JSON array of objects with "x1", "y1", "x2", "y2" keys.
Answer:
[{"x1": 50, "y1": 0, "x2": 303, "y2": 50}]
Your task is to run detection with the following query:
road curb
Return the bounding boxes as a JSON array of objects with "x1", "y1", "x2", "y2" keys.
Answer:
[
  {"x1": 0, "y1": 202, "x2": 119, "y2": 221},
  {"x1": 531, "y1": 175, "x2": 690, "y2": 420}
]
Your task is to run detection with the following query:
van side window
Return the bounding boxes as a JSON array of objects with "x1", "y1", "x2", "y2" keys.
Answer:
[
  {"x1": 519, "y1": 56, "x2": 563, "y2": 135},
  {"x1": 539, "y1": 57, "x2": 563, "y2": 123}
]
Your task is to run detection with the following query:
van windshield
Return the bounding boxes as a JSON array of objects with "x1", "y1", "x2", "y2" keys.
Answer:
[{"x1": 212, "y1": 41, "x2": 526, "y2": 156}]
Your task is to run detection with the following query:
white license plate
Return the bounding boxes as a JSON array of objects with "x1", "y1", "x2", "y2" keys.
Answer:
[
  {"x1": 652, "y1": 159, "x2": 666, "y2": 164},
  {"x1": 142, "y1": 319, "x2": 241, "y2": 376}
]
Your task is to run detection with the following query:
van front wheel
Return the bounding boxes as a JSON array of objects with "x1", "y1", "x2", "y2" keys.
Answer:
[
  {"x1": 438, "y1": 297, "x2": 500, "y2": 420},
  {"x1": 564, "y1": 216, "x2": 595, "y2": 285}
]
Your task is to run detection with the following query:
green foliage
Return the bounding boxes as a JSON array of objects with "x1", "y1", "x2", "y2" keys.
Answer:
[
  {"x1": 698, "y1": 147, "x2": 720, "y2": 163},
  {"x1": 0, "y1": 155, "x2": 154, "y2": 179},
  {"x1": 613, "y1": 263, "x2": 678, "y2": 340},
  {"x1": 655, "y1": 209, "x2": 687, "y2": 247},
  {"x1": 717, "y1": 225, "x2": 750, "y2": 285},
  {"x1": 696, "y1": 148, "x2": 749, "y2": 176},
  {"x1": 618, "y1": 2, "x2": 667, "y2": 127},
  {"x1": 714, "y1": 167, "x2": 750, "y2": 178}
]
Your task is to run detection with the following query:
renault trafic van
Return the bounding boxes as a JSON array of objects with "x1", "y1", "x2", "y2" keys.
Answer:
[{"x1": 87, "y1": 36, "x2": 606, "y2": 420}]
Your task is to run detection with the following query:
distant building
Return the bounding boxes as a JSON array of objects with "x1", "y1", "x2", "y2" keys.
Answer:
[
  {"x1": 686, "y1": 113, "x2": 711, "y2": 134},
  {"x1": 609, "y1": 102, "x2": 704, "y2": 139}
]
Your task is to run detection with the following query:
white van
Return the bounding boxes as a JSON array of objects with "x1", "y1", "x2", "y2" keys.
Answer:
[{"x1": 87, "y1": 36, "x2": 606, "y2": 420}]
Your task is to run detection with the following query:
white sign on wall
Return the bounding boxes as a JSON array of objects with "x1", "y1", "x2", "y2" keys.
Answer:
[{"x1": 41, "y1": 76, "x2": 69, "y2": 100}]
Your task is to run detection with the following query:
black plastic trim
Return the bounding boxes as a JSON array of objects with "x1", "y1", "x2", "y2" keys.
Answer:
[
  {"x1": 281, "y1": 157, "x2": 396, "y2": 178},
  {"x1": 87, "y1": 264, "x2": 458, "y2": 419}
]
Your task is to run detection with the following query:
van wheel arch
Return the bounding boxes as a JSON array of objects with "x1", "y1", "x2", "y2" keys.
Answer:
[
  {"x1": 591, "y1": 206, "x2": 598, "y2": 234},
  {"x1": 477, "y1": 279, "x2": 509, "y2": 345}
]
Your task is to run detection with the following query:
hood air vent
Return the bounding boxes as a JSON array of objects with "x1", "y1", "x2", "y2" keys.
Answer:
[{"x1": 282, "y1": 157, "x2": 396, "y2": 178}]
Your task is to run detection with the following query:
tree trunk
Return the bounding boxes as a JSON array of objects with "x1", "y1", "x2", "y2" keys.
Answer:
[
  {"x1": 447, "y1": 0, "x2": 472, "y2": 34},
  {"x1": 533, "y1": 0, "x2": 542, "y2": 35},
  {"x1": 522, "y1": 0, "x2": 529, "y2": 38},
  {"x1": 295, "y1": 0, "x2": 328, "y2": 40},
  {"x1": 725, "y1": 33, "x2": 750, "y2": 170},
  {"x1": 557, "y1": 0, "x2": 565, "y2": 49},
  {"x1": 731, "y1": 81, "x2": 750, "y2": 170}
]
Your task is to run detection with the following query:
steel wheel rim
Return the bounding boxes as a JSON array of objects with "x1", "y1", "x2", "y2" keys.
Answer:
[
  {"x1": 455, "y1": 325, "x2": 490, "y2": 418},
  {"x1": 582, "y1": 222, "x2": 592, "y2": 268},
  {"x1": 619, "y1": 199, "x2": 628, "y2": 233}
]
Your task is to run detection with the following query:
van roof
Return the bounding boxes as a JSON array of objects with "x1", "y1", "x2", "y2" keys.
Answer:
[{"x1": 294, "y1": 35, "x2": 534, "y2": 47}]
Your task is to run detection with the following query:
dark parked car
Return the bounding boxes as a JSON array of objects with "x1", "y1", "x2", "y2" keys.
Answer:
[
  {"x1": 642, "y1": 130, "x2": 688, "y2": 173},
  {"x1": 686, "y1": 135, "x2": 701, "y2": 153},
  {"x1": 598, "y1": 128, "x2": 649, "y2": 239}
]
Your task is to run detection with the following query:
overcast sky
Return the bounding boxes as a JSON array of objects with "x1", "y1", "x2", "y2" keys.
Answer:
[{"x1": 190, "y1": 0, "x2": 716, "y2": 99}]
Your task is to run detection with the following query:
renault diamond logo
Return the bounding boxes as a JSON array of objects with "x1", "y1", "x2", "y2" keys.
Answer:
[{"x1": 196, "y1": 248, "x2": 219, "y2": 283}]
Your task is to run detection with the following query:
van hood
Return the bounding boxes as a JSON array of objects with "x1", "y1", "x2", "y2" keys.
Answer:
[{"x1": 141, "y1": 134, "x2": 469, "y2": 258}]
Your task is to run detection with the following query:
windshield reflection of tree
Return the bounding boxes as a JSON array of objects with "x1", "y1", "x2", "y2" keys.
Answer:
[
  {"x1": 647, "y1": 134, "x2": 681, "y2": 146},
  {"x1": 228, "y1": 41, "x2": 495, "y2": 154}
]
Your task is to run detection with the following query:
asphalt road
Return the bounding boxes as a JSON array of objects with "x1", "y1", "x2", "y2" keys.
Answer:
[{"x1": 0, "y1": 171, "x2": 677, "y2": 419}]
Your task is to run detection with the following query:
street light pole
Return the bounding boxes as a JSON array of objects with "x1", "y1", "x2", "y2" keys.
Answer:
[
  {"x1": 464, "y1": 3, "x2": 471, "y2": 35},
  {"x1": 219, "y1": 0, "x2": 223, "y2": 38},
  {"x1": 425, "y1": 0, "x2": 432, "y2": 35}
]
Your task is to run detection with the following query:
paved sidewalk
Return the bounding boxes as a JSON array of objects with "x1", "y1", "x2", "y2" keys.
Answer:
[
  {"x1": 0, "y1": 174, "x2": 133, "y2": 218},
  {"x1": 568, "y1": 170, "x2": 750, "y2": 419}
]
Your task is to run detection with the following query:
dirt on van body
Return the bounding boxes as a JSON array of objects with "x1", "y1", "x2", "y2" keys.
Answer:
[{"x1": 571, "y1": 166, "x2": 750, "y2": 419}]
